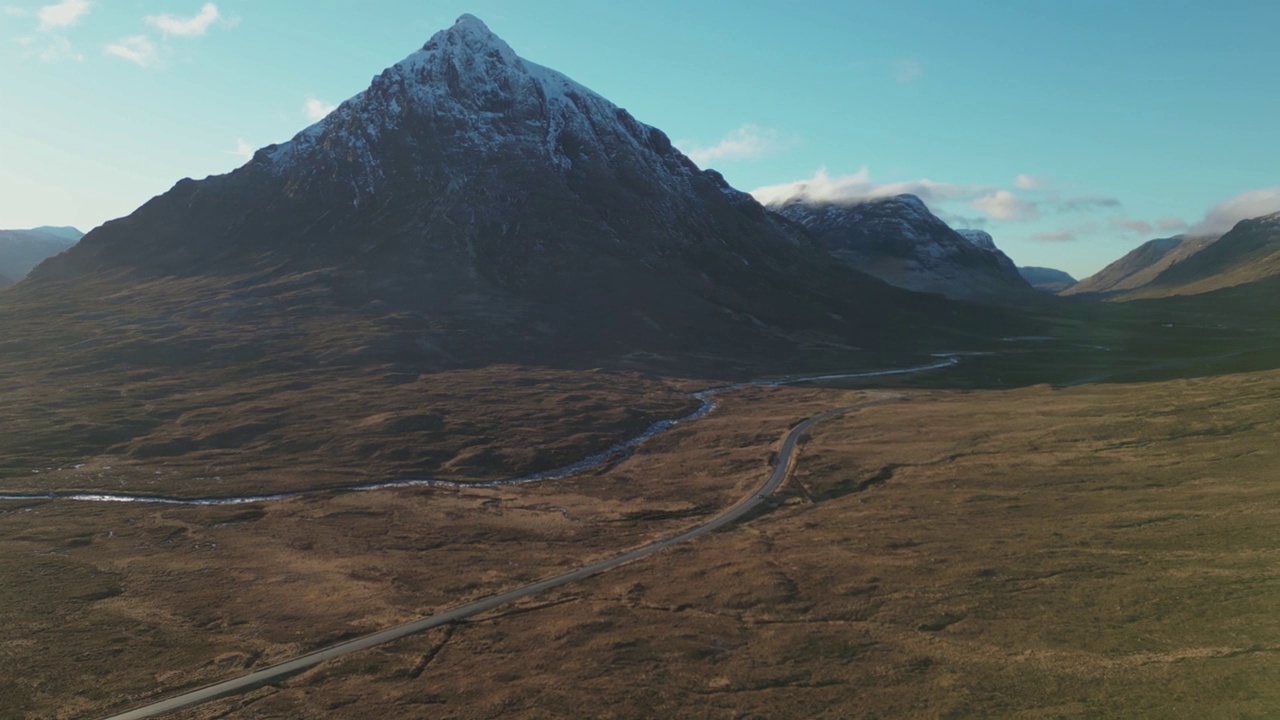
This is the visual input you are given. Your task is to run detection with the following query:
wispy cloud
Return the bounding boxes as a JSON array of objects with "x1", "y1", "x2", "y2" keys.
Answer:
[
  {"x1": 36, "y1": 33, "x2": 80, "y2": 61},
  {"x1": 1057, "y1": 195, "x2": 1121, "y2": 212},
  {"x1": 752, "y1": 166, "x2": 988, "y2": 208},
  {"x1": 1188, "y1": 187, "x2": 1280, "y2": 236},
  {"x1": 1111, "y1": 217, "x2": 1154, "y2": 235},
  {"x1": 105, "y1": 35, "x2": 157, "y2": 67},
  {"x1": 892, "y1": 59, "x2": 924, "y2": 84},
  {"x1": 303, "y1": 96, "x2": 336, "y2": 122},
  {"x1": 37, "y1": 0, "x2": 89, "y2": 30},
  {"x1": 229, "y1": 138, "x2": 253, "y2": 161},
  {"x1": 4, "y1": 5, "x2": 29, "y2": 17},
  {"x1": 678, "y1": 125, "x2": 783, "y2": 166},
  {"x1": 1034, "y1": 231, "x2": 1075, "y2": 242},
  {"x1": 972, "y1": 190, "x2": 1039, "y2": 222},
  {"x1": 145, "y1": 3, "x2": 230, "y2": 37},
  {"x1": 1014, "y1": 174, "x2": 1047, "y2": 190},
  {"x1": 1157, "y1": 216, "x2": 1187, "y2": 232},
  {"x1": 16, "y1": 32, "x2": 82, "y2": 62}
]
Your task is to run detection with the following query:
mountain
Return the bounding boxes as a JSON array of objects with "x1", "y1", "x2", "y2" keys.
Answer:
[
  {"x1": 1065, "y1": 214, "x2": 1280, "y2": 300},
  {"x1": 31, "y1": 226, "x2": 85, "y2": 243},
  {"x1": 1120, "y1": 212, "x2": 1280, "y2": 298},
  {"x1": 764, "y1": 194, "x2": 1032, "y2": 301},
  {"x1": 22, "y1": 15, "x2": 1008, "y2": 374},
  {"x1": 1063, "y1": 234, "x2": 1217, "y2": 298},
  {"x1": 0, "y1": 227, "x2": 80, "y2": 282},
  {"x1": 0, "y1": 273, "x2": 11, "y2": 288},
  {"x1": 1018, "y1": 266, "x2": 1077, "y2": 293}
]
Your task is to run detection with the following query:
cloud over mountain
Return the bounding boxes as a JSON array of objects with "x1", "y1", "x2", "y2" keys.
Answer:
[{"x1": 1189, "y1": 187, "x2": 1280, "y2": 236}]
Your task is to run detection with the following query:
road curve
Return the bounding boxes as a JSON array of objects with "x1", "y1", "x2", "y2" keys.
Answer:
[{"x1": 100, "y1": 396, "x2": 898, "y2": 720}]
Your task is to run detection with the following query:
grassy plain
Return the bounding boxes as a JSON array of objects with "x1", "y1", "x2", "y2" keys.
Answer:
[
  {"x1": 4, "y1": 282, "x2": 1280, "y2": 718},
  {"x1": 4, "y1": 363, "x2": 1280, "y2": 718}
]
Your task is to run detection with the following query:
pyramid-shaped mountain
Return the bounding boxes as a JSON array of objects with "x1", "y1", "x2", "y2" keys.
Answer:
[{"x1": 26, "y1": 15, "x2": 1006, "y2": 371}]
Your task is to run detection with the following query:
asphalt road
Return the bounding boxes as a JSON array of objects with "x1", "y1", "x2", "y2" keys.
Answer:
[{"x1": 101, "y1": 396, "x2": 896, "y2": 720}]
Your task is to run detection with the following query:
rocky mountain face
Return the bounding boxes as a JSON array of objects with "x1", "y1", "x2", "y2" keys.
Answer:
[
  {"x1": 1018, "y1": 266, "x2": 1077, "y2": 293},
  {"x1": 24, "y1": 15, "x2": 998, "y2": 373},
  {"x1": 0, "y1": 227, "x2": 81, "y2": 282},
  {"x1": 765, "y1": 194, "x2": 1031, "y2": 301}
]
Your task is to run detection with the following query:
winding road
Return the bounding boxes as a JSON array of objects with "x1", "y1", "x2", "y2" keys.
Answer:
[{"x1": 100, "y1": 396, "x2": 900, "y2": 720}]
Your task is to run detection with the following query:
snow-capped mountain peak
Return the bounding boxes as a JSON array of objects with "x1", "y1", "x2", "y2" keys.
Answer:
[
  {"x1": 257, "y1": 13, "x2": 689, "y2": 201},
  {"x1": 957, "y1": 229, "x2": 996, "y2": 251}
]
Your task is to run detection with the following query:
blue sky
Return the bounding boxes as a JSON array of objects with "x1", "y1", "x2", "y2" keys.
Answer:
[{"x1": 2, "y1": 1, "x2": 1278, "y2": 278}]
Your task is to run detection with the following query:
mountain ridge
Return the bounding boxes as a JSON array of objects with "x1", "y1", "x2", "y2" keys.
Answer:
[
  {"x1": 764, "y1": 194, "x2": 1032, "y2": 301},
  {"x1": 1067, "y1": 212, "x2": 1280, "y2": 300},
  {"x1": 1018, "y1": 266, "x2": 1077, "y2": 293},
  {"x1": 0, "y1": 227, "x2": 81, "y2": 282}
]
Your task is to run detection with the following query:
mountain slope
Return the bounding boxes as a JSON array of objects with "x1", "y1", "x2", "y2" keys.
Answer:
[
  {"x1": 1063, "y1": 234, "x2": 1217, "y2": 297},
  {"x1": 17, "y1": 14, "x2": 1034, "y2": 379},
  {"x1": 0, "y1": 228, "x2": 79, "y2": 282},
  {"x1": 1122, "y1": 213, "x2": 1280, "y2": 298},
  {"x1": 764, "y1": 194, "x2": 1032, "y2": 301},
  {"x1": 1019, "y1": 266, "x2": 1077, "y2": 293},
  {"x1": 1066, "y1": 213, "x2": 1280, "y2": 300}
]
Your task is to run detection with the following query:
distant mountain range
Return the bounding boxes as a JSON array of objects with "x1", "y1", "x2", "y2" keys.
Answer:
[
  {"x1": 1018, "y1": 266, "x2": 1077, "y2": 292},
  {"x1": 765, "y1": 194, "x2": 1032, "y2": 301},
  {"x1": 1066, "y1": 212, "x2": 1280, "y2": 300},
  {"x1": 0, "y1": 227, "x2": 82, "y2": 283}
]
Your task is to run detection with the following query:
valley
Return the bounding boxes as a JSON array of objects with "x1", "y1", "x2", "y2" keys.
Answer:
[
  {"x1": 4, "y1": 329, "x2": 1279, "y2": 718},
  {"x1": 4, "y1": 9, "x2": 1279, "y2": 720}
]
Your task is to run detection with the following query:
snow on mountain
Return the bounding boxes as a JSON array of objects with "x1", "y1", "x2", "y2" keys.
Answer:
[
  {"x1": 767, "y1": 194, "x2": 1030, "y2": 301},
  {"x1": 258, "y1": 15, "x2": 700, "y2": 217},
  {"x1": 957, "y1": 229, "x2": 995, "y2": 251}
]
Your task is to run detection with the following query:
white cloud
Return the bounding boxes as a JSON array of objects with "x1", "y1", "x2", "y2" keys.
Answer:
[
  {"x1": 971, "y1": 190, "x2": 1039, "y2": 222},
  {"x1": 893, "y1": 59, "x2": 924, "y2": 84},
  {"x1": 145, "y1": 3, "x2": 231, "y2": 37},
  {"x1": 303, "y1": 96, "x2": 337, "y2": 122},
  {"x1": 37, "y1": 0, "x2": 89, "y2": 30},
  {"x1": 4, "y1": 6, "x2": 29, "y2": 17},
  {"x1": 231, "y1": 138, "x2": 253, "y2": 161},
  {"x1": 1188, "y1": 187, "x2": 1280, "y2": 236},
  {"x1": 105, "y1": 35, "x2": 158, "y2": 67},
  {"x1": 1157, "y1": 216, "x2": 1187, "y2": 232},
  {"x1": 678, "y1": 125, "x2": 782, "y2": 166},
  {"x1": 751, "y1": 166, "x2": 998, "y2": 210},
  {"x1": 1014, "y1": 174, "x2": 1047, "y2": 190}
]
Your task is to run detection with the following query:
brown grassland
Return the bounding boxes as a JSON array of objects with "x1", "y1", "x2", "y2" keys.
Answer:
[{"x1": 3, "y1": 364, "x2": 1280, "y2": 718}]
